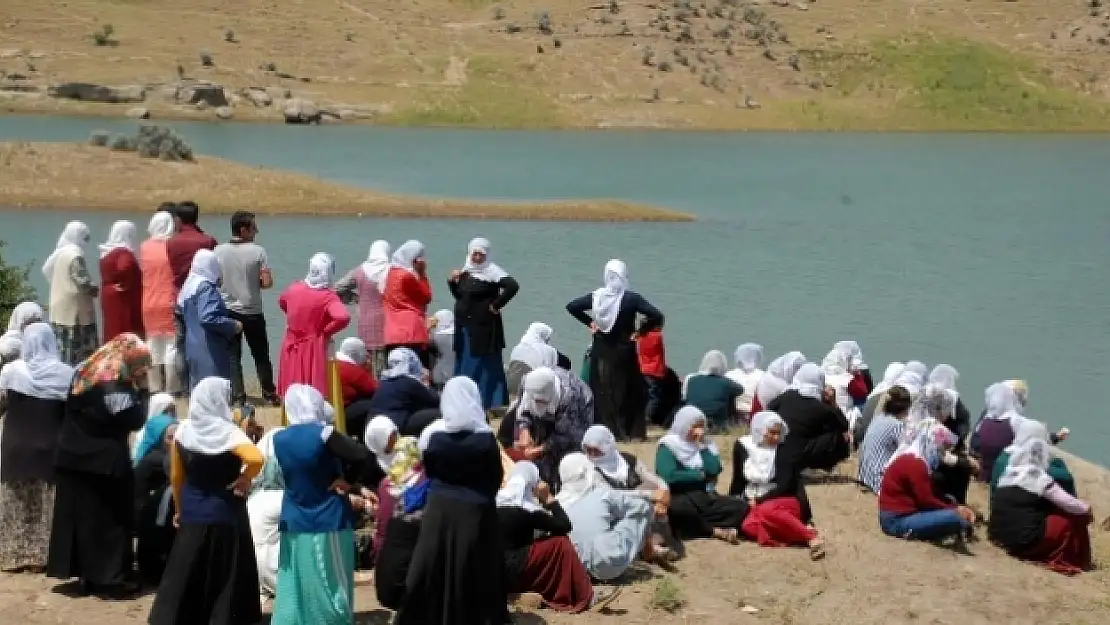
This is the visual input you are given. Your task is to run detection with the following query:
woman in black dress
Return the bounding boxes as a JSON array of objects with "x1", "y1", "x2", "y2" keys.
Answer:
[
  {"x1": 149, "y1": 376, "x2": 263, "y2": 625},
  {"x1": 397, "y1": 376, "x2": 506, "y2": 624},
  {"x1": 46, "y1": 333, "x2": 150, "y2": 597},
  {"x1": 566, "y1": 259, "x2": 663, "y2": 442},
  {"x1": 448, "y1": 237, "x2": 520, "y2": 410},
  {"x1": 132, "y1": 397, "x2": 178, "y2": 585},
  {"x1": 768, "y1": 363, "x2": 851, "y2": 472}
]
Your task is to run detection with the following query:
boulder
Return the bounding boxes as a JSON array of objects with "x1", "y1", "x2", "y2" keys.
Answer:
[
  {"x1": 126, "y1": 107, "x2": 150, "y2": 119},
  {"x1": 283, "y1": 97, "x2": 321, "y2": 124},
  {"x1": 47, "y1": 82, "x2": 146, "y2": 103},
  {"x1": 178, "y1": 82, "x2": 228, "y2": 107},
  {"x1": 215, "y1": 106, "x2": 234, "y2": 120},
  {"x1": 242, "y1": 88, "x2": 272, "y2": 107}
]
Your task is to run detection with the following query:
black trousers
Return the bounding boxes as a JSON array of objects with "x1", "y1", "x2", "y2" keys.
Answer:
[{"x1": 229, "y1": 311, "x2": 276, "y2": 400}]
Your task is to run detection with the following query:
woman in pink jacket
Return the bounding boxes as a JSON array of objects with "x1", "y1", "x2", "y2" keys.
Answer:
[
  {"x1": 276, "y1": 253, "x2": 350, "y2": 398},
  {"x1": 382, "y1": 240, "x2": 433, "y2": 368}
]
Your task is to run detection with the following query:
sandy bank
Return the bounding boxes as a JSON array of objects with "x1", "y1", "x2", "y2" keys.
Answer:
[{"x1": 0, "y1": 142, "x2": 692, "y2": 222}]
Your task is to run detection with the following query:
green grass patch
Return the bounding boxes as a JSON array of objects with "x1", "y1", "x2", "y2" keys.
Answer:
[{"x1": 802, "y1": 37, "x2": 1110, "y2": 130}]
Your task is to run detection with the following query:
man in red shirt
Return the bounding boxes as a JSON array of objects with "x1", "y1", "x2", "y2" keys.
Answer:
[
  {"x1": 166, "y1": 201, "x2": 218, "y2": 290},
  {"x1": 636, "y1": 321, "x2": 667, "y2": 427}
]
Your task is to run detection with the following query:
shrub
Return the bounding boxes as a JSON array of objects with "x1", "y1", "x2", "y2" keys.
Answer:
[
  {"x1": 92, "y1": 24, "x2": 116, "y2": 46},
  {"x1": 200, "y1": 51, "x2": 214, "y2": 67},
  {"x1": 109, "y1": 134, "x2": 137, "y2": 151},
  {"x1": 649, "y1": 577, "x2": 686, "y2": 613},
  {"x1": 0, "y1": 241, "x2": 37, "y2": 329},
  {"x1": 136, "y1": 125, "x2": 194, "y2": 161},
  {"x1": 224, "y1": 29, "x2": 236, "y2": 43},
  {"x1": 505, "y1": 22, "x2": 522, "y2": 34},
  {"x1": 88, "y1": 130, "x2": 110, "y2": 147},
  {"x1": 493, "y1": 5, "x2": 506, "y2": 20},
  {"x1": 536, "y1": 11, "x2": 553, "y2": 35}
]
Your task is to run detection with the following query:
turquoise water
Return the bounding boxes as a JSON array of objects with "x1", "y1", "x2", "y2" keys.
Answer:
[{"x1": 2, "y1": 114, "x2": 1109, "y2": 464}]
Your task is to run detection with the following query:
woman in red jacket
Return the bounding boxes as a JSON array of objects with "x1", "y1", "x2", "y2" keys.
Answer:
[
  {"x1": 383, "y1": 240, "x2": 433, "y2": 368},
  {"x1": 335, "y1": 337, "x2": 378, "y2": 442},
  {"x1": 99, "y1": 220, "x2": 145, "y2": 341}
]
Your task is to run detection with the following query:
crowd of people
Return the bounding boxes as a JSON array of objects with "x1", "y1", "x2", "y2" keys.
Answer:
[{"x1": 0, "y1": 202, "x2": 1099, "y2": 624}]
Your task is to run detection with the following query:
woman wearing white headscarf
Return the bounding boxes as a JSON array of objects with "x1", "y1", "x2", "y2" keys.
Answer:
[
  {"x1": 878, "y1": 418, "x2": 974, "y2": 544},
  {"x1": 332, "y1": 336, "x2": 379, "y2": 443},
  {"x1": 430, "y1": 309, "x2": 456, "y2": 390},
  {"x1": 447, "y1": 237, "x2": 519, "y2": 410},
  {"x1": 383, "y1": 239, "x2": 433, "y2": 368},
  {"x1": 753, "y1": 351, "x2": 806, "y2": 412},
  {"x1": 819, "y1": 342, "x2": 864, "y2": 431},
  {"x1": 0, "y1": 301, "x2": 45, "y2": 367},
  {"x1": 276, "y1": 253, "x2": 350, "y2": 399},
  {"x1": 989, "y1": 418, "x2": 1076, "y2": 496},
  {"x1": 730, "y1": 411, "x2": 824, "y2": 559},
  {"x1": 139, "y1": 210, "x2": 178, "y2": 392},
  {"x1": 99, "y1": 220, "x2": 144, "y2": 342},
  {"x1": 684, "y1": 350, "x2": 744, "y2": 432},
  {"x1": 336, "y1": 239, "x2": 392, "y2": 377},
  {"x1": 177, "y1": 249, "x2": 241, "y2": 393},
  {"x1": 768, "y1": 363, "x2": 851, "y2": 472},
  {"x1": 567, "y1": 259, "x2": 663, "y2": 442},
  {"x1": 853, "y1": 362, "x2": 905, "y2": 449},
  {"x1": 43, "y1": 220, "x2": 99, "y2": 365},
  {"x1": 971, "y1": 381, "x2": 1038, "y2": 483},
  {"x1": 506, "y1": 322, "x2": 560, "y2": 403},
  {"x1": 398, "y1": 376, "x2": 507, "y2": 625},
  {"x1": 132, "y1": 392, "x2": 178, "y2": 585},
  {"x1": 366, "y1": 347, "x2": 440, "y2": 436},
  {"x1": 989, "y1": 438, "x2": 1093, "y2": 575},
  {"x1": 654, "y1": 406, "x2": 746, "y2": 543},
  {"x1": 0, "y1": 323, "x2": 74, "y2": 571},
  {"x1": 505, "y1": 366, "x2": 594, "y2": 491},
  {"x1": 725, "y1": 342, "x2": 764, "y2": 423},
  {"x1": 902, "y1": 384, "x2": 978, "y2": 504}
]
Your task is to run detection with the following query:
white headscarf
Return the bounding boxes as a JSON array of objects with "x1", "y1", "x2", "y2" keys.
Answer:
[
  {"x1": 417, "y1": 418, "x2": 446, "y2": 452},
  {"x1": 148, "y1": 392, "x2": 176, "y2": 422},
  {"x1": 99, "y1": 220, "x2": 138, "y2": 258},
  {"x1": 382, "y1": 347, "x2": 423, "y2": 380},
  {"x1": 509, "y1": 322, "x2": 559, "y2": 369},
  {"x1": 0, "y1": 302, "x2": 45, "y2": 360},
  {"x1": 147, "y1": 211, "x2": 176, "y2": 240},
  {"x1": 462, "y1": 237, "x2": 509, "y2": 283},
  {"x1": 903, "y1": 361, "x2": 928, "y2": 380},
  {"x1": 820, "y1": 344, "x2": 853, "y2": 377},
  {"x1": 869, "y1": 362, "x2": 905, "y2": 399},
  {"x1": 555, "y1": 452, "x2": 601, "y2": 508},
  {"x1": 440, "y1": 376, "x2": 493, "y2": 434},
  {"x1": 590, "y1": 259, "x2": 629, "y2": 334},
  {"x1": 755, "y1": 351, "x2": 806, "y2": 407},
  {"x1": 520, "y1": 367, "x2": 562, "y2": 419},
  {"x1": 284, "y1": 383, "x2": 336, "y2": 441},
  {"x1": 496, "y1": 460, "x2": 544, "y2": 512},
  {"x1": 733, "y1": 343, "x2": 763, "y2": 372},
  {"x1": 42, "y1": 221, "x2": 91, "y2": 278},
  {"x1": 905, "y1": 384, "x2": 957, "y2": 435},
  {"x1": 361, "y1": 240, "x2": 392, "y2": 292},
  {"x1": 927, "y1": 364, "x2": 958, "y2": 393},
  {"x1": 788, "y1": 363, "x2": 825, "y2": 400},
  {"x1": 364, "y1": 415, "x2": 399, "y2": 471},
  {"x1": 658, "y1": 406, "x2": 716, "y2": 470},
  {"x1": 984, "y1": 382, "x2": 1022, "y2": 422},
  {"x1": 391, "y1": 240, "x2": 425, "y2": 274},
  {"x1": 582, "y1": 424, "x2": 628, "y2": 483},
  {"x1": 0, "y1": 322, "x2": 74, "y2": 401},
  {"x1": 175, "y1": 377, "x2": 251, "y2": 455},
  {"x1": 698, "y1": 350, "x2": 728, "y2": 376},
  {"x1": 739, "y1": 410, "x2": 788, "y2": 498},
  {"x1": 1005, "y1": 418, "x2": 1052, "y2": 455},
  {"x1": 997, "y1": 438, "x2": 1055, "y2": 495},
  {"x1": 304, "y1": 252, "x2": 336, "y2": 289},
  {"x1": 335, "y1": 337, "x2": 368, "y2": 365},
  {"x1": 886, "y1": 417, "x2": 957, "y2": 472},
  {"x1": 893, "y1": 370, "x2": 925, "y2": 398},
  {"x1": 177, "y1": 248, "x2": 221, "y2": 306},
  {"x1": 833, "y1": 340, "x2": 866, "y2": 370},
  {"x1": 433, "y1": 309, "x2": 455, "y2": 335}
]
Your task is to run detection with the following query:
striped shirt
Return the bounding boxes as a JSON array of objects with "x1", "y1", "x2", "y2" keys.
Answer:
[{"x1": 857, "y1": 414, "x2": 904, "y2": 493}]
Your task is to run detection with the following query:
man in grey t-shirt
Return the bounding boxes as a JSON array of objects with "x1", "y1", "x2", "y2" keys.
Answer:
[{"x1": 214, "y1": 211, "x2": 278, "y2": 406}]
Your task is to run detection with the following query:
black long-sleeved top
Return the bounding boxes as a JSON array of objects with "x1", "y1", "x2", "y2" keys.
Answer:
[
  {"x1": 498, "y1": 501, "x2": 572, "y2": 579},
  {"x1": 449, "y1": 273, "x2": 519, "y2": 357},
  {"x1": 423, "y1": 430, "x2": 503, "y2": 504},
  {"x1": 728, "y1": 441, "x2": 812, "y2": 523},
  {"x1": 55, "y1": 382, "x2": 146, "y2": 478},
  {"x1": 565, "y1": 291, "x2": 664, "y2": 346},
  {"x1": 768, "y1": 390, "x2": 850, "y2": 471},
  {"x1": 326, "y1": 430, "x2": 372, "y2": 488}
]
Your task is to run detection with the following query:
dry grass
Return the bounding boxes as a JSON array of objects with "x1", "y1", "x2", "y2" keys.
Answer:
[
  {"x1": 0, "y1": 141, "x2": 693, "y2": 221},
  {"x1": 2, "y1": 0, "x2": 1110, "y2": 130}
]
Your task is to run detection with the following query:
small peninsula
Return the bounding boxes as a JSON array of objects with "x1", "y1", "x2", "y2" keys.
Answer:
[{"x1": 0, "y1": 141, "x2": 692, "y2": 222}]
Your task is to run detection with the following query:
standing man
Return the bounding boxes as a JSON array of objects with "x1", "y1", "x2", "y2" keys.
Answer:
[{"x1": 214, "y1": 211, "x2": 280, "y2": 407}]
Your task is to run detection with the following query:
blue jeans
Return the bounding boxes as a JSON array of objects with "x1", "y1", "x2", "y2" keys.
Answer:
[
  {"x1": 645, "y1": 375, "x2": 665, "y2": 426},
  {"x1": 879, "y1": 509, "x2": 970, "y2": 541}
]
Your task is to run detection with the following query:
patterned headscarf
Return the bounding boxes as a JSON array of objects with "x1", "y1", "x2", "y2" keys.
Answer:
[{"x1": 71, "y1": 333, "x2": 151, "y2": 395}]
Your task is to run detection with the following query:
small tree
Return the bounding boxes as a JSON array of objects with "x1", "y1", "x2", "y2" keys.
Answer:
[{"x1": 0, "y1": 240, "x2": 38, "y2": 330}]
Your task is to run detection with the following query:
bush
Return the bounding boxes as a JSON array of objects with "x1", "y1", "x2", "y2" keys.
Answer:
[
  {"x1": 88, "y1": 130, "x2": 110, "y2": 147},
  {"x1": 200, "y1": 51, "x2": 214, "y2": 67},
  {"x1": 0, "y1": 240, "x2": 38, "y2": 330},
  {"x1": 536, "y1": 11, "x2": 553, "y2": 35},
  {"x1": 92, "y1": 24, "x2": 116, "y2": 46},
  {"x1": 135, "y1": 125, "x2": 194, "y2": 161},
  {"x1": 224, "y1": 29, "x2": 236, "y2": 43},
  {"x1": 649, "y1": 577, "x2": 685, "y2": 613},
  {"x1": 493, "y1": 5, "x2": 506, "y2": 20},
  {"x1": 109, "y1": 134, "x2": 137, "y2": 151}
]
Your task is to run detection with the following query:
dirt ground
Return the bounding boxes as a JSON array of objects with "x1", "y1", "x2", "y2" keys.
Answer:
[{"x1": 3, "y1": 404, "x2": 1109, "y2": 625}]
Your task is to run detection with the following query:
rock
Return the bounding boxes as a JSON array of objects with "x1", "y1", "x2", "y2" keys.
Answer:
[
  {"x1": 194, "y1": 100, "x2": 209, "y2": 111},
  {"x1": 242, "y1": 88, "x2": 272, "y2": 107},
  {"x1": 337, "y1": 109, "x2": 358, "y2": 121},
  {"x1": 47, "y1": 82, "x2": 146, "y2": 103},
  {"x1": 0, "y1": 79, "x2": 38, "y2": 93},
  {"x1": 744, "y1": 95, "x2": 761, "y2": 109},
  {"x1": 283, "y1": 97, "x2": 321, "y2": 124},
  {"x1": 179, "y1": 82, "x2": 228, "y2": 107},
  {"x1": 265, "y1": 86, "x2": 291, "y2": 100},
  {"x1": 215, "y1": 106, "x2": 233, "y2": 120},
  {"x1": 126, "y1": 106, "x2": 150, "y2": 119},
  {"x1": 88, "y1": 130, "x2": 110, "y2": 147}
]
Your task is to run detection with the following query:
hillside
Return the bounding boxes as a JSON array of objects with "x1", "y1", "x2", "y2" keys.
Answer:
[{"x1": 2, "y1": 0, "x2": 1110, "y2": 130}]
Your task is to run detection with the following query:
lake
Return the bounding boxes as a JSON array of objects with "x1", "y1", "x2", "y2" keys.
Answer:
[{"x1": 2, "y1": 114, "x2": 1109, "y2": 464}]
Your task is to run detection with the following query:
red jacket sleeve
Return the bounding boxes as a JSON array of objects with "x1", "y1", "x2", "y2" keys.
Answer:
[
  {"x1": 848, "y1": 373, "x2": 869, "y2": 402},
  {"x1": 906, "y1": 458, "x2": 955, "y2": 511},
  {"x1": 323, "y1": 295, "x2": 352, "y2": 336},
  {"x1": 402, "y1": 272, "x2": 433, "y2": 309},
  {"x1": 352, "y1": 367, "x2": 377, "y2": 396}
]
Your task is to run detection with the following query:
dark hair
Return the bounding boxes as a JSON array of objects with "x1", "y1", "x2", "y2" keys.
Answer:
[
  {"x1": 175, "y1": 201, "x2": 200, "y2": 225},
  {"x1": 156, "y1": 201, "x2": 177, "y2": 214},
  {"x1": 230, "y1": 211, "x2": 256, "y2": 237},
  {"x1": 884, "y1": 386, "x2": 913, "y2": 416}
]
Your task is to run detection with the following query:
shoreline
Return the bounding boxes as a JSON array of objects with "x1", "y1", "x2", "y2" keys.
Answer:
[{"x1": 0, "y1": 141, "x2": 693, "y2": 222}]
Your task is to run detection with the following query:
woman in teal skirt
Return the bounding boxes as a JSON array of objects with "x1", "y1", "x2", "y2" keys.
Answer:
[{"x1": 270, "y1": 384, "x2": 372, "y2": 624}]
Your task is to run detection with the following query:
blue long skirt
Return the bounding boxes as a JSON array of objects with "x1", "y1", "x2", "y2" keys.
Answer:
[{"x1": 455, "y1": 329, "x2": 507, "y2": 409}]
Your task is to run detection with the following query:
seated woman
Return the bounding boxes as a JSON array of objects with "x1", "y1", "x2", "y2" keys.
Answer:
[
  {"x1": 582, "y1": 425, "x2": 677, "y2": 558},
  {"x1": 335, "y1": 337, "x2": 378, "y2": 442},
  {"x1": 818, "y1": 343, "x2": 865, "y2": 431},
  {"x1": 683, "y1": 350, "x2": 744, "y2": 433},
  {"x1": 557, "y1": 453, "x2": 669, "y2": 579},
  {"x1": 908, "y1": 384, "x2": 978, "y2": 505},
  {"x1": 768, "y1": 363, "x2": 850, "y2": 472},
  {"x1": 506, "y1": 322, "x2": 560, "y2": 402},
  {"x1": 989, "y1": 438, "x2": 1093, "y2": 575},
  {"x1": 504, "y1": 366, "x2": 593, "y2": 491},
  {"x1": 974, "y1": 381, "x2": 1067, "y2": 484},
  {"x1": 856, "y1": 386, "x2": 913, "y2": 494},
  {"x1": 853, "y1": 362, "x2": 905, "y2": 449},
  {"x1": 725, "y1": 343, "x2": 764, "y2": 425},
  {"x1": 751, "y1": 351, "x2": 806, "y2": 414},
  {"x1": 655, "y1": 406, "x2": 746, "y2": 543},
  {"x1": 366, "y1": 347, "x2": 439, "y2": 436},
  {"x1": 133, "y1": 394, "x2": 179, "y2": 585},
  {"x1": 373, "y1": 435, "x2": 426, "y2": 610},
  {"x1": 497, "y1": 460, "x2": 620, "y2": 613},
  {"x1": 878, "y1": 419, "x2": 975, "y2": 543},
  {"x1": 729, "y1": 411, "x2": 825, "y2": 559},
  {"x1": 990, "y1": 419, "x2": 1076, "y2": 496}
]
